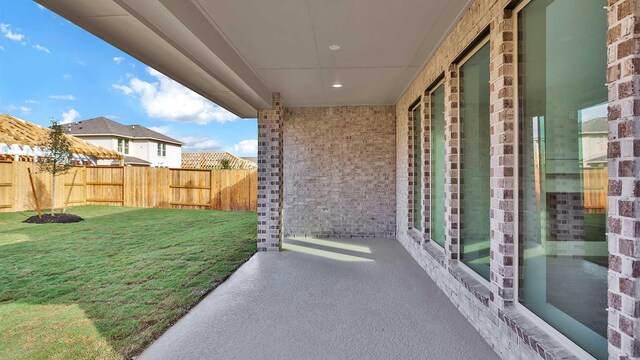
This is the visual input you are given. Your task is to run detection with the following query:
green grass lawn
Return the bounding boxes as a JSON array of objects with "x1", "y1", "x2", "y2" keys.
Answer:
[{"x1": 0, "y1": 206, "x2": 257, "y2": 360}]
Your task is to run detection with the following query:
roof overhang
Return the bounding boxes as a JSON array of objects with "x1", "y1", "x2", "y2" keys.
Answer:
[
  {"x1": 72, "y1": 133, "x2": 184, "y2": 146},
  {"x1": 37, "y1": 0, "x2": 473, "y2": 112},
  {"x1": 37, "y1": 0, "x2": 270, "y2": 118}
]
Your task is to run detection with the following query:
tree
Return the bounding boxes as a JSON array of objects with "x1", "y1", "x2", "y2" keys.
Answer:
[
  {"x1": 37, "y1": 120, "x2": 73, "y2": 216},
  {"x1": 220, "y1": 158, "x2": 231, "y2": 170}
]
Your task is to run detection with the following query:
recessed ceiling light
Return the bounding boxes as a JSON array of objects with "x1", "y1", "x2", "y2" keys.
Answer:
[
  {"x1": 332, "y1": 83, "x2": 343, "y2": 88},
  {"x1": 329, "y1": 44, "x2": 341, "y2": 51}
]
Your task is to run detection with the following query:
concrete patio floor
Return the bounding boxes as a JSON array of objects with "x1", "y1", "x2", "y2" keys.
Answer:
[{"x1": 140, "y1": 237, "x2": 499, "y2": 360}]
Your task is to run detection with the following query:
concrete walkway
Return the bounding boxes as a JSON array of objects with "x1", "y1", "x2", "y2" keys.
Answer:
[{"x1": 140, "y1": 237, "x2": 498, "y2": 360}]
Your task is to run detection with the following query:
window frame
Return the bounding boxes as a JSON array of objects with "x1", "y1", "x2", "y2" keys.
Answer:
[
  {"x1": 117, "y1": 138, "x2": 130, "y2": 155},
  {"x1": 456, "y1": 36, "x2": 492, "y2": 287},
  {"x1": 427, "y1": 79, "x2": 446, "y2": 249},
  {"x1": 157, "y1": 142, "x2": 166, "y2": 157},
  {"x1": 512, "y1": 0, "x2": 601, "y2": 358},
  {"x1": 410, "y1": 99, "x2": 424, "y2": 234}
]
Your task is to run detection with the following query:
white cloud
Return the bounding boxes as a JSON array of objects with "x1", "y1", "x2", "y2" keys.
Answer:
[
  {"x1": 0, "y1": 24, "x2": 25, "y2": 42},
  {"x1": 113, "y1": 56, "x2": 125, "y2": 64},
  {"x1": 24, "y1": 99, "x2": 39, "y2": 104},
  {"x1": 49, "y1": 94, "x2": 76, "y2": 100},
  {"x1": 148, "y1": 126, "x2": 171, "y2": 135},
  {"x1": 63, "y1": 73, "x2": 72, "y2": 79},
  {"x1": 144, "y1": 126, "x2": 221, "y2": 151},
  {"x1": 105, "y1": 114, "x2": 119, "y2": 119},
  {"x1": 228, "y1": 139, "x2": 257, "y2": 155},
  {"x1": 112, "y1": 67, "x2": 238, "y2": 124},
  {"x1": 33, "y1": 44, "x2": 50, "y2": 53},
  {"x1": 61, "y1": 108, "x2": 80, "y2": 124},
  {"x1": 75, "y1": 58, "x2": 86, "y2": 66},
  {"x1": 112, "y1": 84, "x2": 133, "y2": 95},
  {"x1": 7, "y1": 104, "x2": 31, "y2": 114},
  {"x1": 0, "y1": 45, "x2": 4, "y2": 51},
  {"x1": 181, "y1": 136, "x2": 222, "y2": 151}
]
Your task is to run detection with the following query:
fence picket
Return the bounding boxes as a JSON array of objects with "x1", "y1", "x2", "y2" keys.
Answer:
[{"x1": 0, "y1": 162, "x2": 257, "y2": 212}]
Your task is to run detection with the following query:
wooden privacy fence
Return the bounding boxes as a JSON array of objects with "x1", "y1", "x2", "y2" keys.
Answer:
[
  {"x1": 0, "y1": 161, "x2": 257, "y2": 212},
  {"x1": 583, "y1": 167, "x2": 607, "y2": 213}
]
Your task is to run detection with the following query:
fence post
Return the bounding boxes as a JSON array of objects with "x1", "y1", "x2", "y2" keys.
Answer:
[
  {"x1": 209, "y1": 170, "x2": 214, "y2": 210},
  {"x1": 82, "y1": 166, "x2": 87, "y2": 205},
  {"x1": 62, "y1": 169, "x2": 79, "y2": 213},
  {"x1": 12, "y1": 161, "x2": 19, "y2": 212},
  {"x1": 27, "y1": 168, "x2": 42, "y2": 219},
  {"x1": 123, "y1": 166, "x2": 129, "y2": 207}
]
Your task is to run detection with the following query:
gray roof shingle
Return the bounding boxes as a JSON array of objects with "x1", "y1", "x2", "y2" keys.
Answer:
[
  {"x1": 65, "y1": 117, "x2": 183, "y2": 145},
  {"x1": 581, "y1": 117, "x2": 607, "y2": 133},
  {"x1": 119, "y1": 156, "x2": 152, "y2": 166}
]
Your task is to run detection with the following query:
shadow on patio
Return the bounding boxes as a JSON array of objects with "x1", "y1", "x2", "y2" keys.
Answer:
[{"x1": 140, "y1": 237, "x2": 498, "y2": 360}]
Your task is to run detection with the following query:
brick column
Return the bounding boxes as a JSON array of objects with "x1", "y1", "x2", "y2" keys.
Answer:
[
  {"x1": 422, "y1": 90, "x2": 432, "y2": 244},
  {"x1": 407, "y1": 107, "x2": 416, "y2": 231},
  {"x1": 606, "y1": 1, "x2": 640, "y2": 358},
  {"x1": 257, "y1": 93, "x2": 283, "y2": 251},
  {"x1": 444, "y1": 64, "x2": 460, "y2": 261},
  {"x1": 488, "y1": 10, "x2": 515, "y2": 309}
]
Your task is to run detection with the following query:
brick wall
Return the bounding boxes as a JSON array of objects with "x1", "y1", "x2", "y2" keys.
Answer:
[
  {"x1": 395, "y1": 0, "x2": 577, "y2": 359},
  {"x1": 606, "y1": 0, "x2": 640, "y2": 358},
  {"x1": 421, "y1": 88, "x2": 434, "y2": 243},
  {"x1": 257, "y1": 93, "x2": 283, "y2": 251},
  {"x1": 283, "y1": 106, "x2": 396, "y2": 238},
  {"x1": 254, "y1": 0, "x2": 633, "y2": 358},
  {"x1": 407, "y1": 106, "x2": 418, "y2": 233}
]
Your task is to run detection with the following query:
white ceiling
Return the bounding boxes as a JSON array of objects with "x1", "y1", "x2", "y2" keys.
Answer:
[
  {"x1": 194, "y1": 0, "x2": 472, "y2": 106},
  {"x1": 38, "y1": 0, "x2": 473, "y2": 115}
]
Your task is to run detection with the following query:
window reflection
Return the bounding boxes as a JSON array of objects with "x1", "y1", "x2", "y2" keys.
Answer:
[
  {"x1": 460, "y1": 41, "x2": 491, "y2": 280},
  {"x1": 517, "y1": 0, "x2": 607, "y2": 358}
]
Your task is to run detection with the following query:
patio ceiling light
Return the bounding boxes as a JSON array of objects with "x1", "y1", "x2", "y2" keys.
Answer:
[
  {"x1": 332, "y1": 83, "x2": 343, "y2": 88},
  {"x1": 329, "y1": 44, "x2": 340, "y2": 51}
]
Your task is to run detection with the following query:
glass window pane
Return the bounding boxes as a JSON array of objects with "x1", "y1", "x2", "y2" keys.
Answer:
[
  {"x1": 430, "y1": 84, "x2": 446, "y2": 247},
  {"x1": 413, "y1": 105, "x2": 422, "y2": 231},
  {"x1": 518, "y1": 0, "x2": 607, "y2": 358},
  {"x1": 460, "y1": 42, "x2": 491, "y2": 280}
]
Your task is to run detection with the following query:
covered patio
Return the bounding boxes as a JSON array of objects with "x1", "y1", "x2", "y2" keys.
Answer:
[
  {"x1": 37, "y1": 0, "x2": 640, "y2": 359},
  {"x1": 139, "y1": 237, "x2": 497, "y2": 360}
]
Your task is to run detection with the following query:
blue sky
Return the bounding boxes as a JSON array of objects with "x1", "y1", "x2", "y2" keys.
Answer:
[{"x1": 0, "y1": 0, "x2": 258, "y2": 156}]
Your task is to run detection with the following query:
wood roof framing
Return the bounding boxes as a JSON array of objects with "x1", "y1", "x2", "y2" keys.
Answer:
[{"x1": 0, "y1": 114, "x2": 123, "y2": 160}]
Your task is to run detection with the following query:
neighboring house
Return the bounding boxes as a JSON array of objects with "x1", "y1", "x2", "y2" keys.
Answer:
[
  {"x1": 182, "y1": 152, "x2": 257, "y2": 170},
  {"x1": 66, "y1": 117, "x2": 183, "y2": 167},
  {"x1": 240, "y1": 156, "x2": 257, "y2": 164},
  {"x1": 0, "y1": 114, "x2": 122, "y2": 164},
  {"x1": 580, "y1": 116, "x2": 607, "y2": 169}
]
